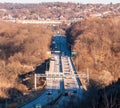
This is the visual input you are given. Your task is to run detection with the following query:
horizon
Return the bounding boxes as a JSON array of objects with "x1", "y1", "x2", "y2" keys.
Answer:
[{"x1": 0, "y1": 0, "x2": 120, "y2": 4}]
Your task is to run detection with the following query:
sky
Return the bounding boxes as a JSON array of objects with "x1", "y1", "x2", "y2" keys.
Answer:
[{"x1": 0, "y1": 0, "x2": 119, "y2": 4}]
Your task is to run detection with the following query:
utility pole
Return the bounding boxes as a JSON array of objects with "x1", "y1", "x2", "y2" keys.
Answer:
[
  {"x1": 46, "y1": 61, "x2": 49, "y2": 71},
  {"x1": 87, "y1": 68, "x2": 89, "y2": 86},
  {"x1": 5, "y1": 99, "x2": 8, "y2": 108},
  {"x1": 76, "y1": 55, "x2": 79, "y2": 72},
  {"x1": 34, "y1": 73, "x2": 37, "y2": 90}
]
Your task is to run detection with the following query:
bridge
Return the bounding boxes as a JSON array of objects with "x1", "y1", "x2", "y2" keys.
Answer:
[{"x1": 19, "y1": 35, "x2": 85, "y2": 108}]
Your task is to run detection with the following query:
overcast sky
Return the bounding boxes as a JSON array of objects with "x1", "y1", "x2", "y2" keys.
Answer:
[{"x1": 0, "y1": 0, "x2": 119, "y2": 4}]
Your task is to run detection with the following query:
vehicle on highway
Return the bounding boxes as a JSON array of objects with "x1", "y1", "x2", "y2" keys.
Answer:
[
  {"x1": 52, "y1": 41, "x2": 56, "y2": 44},
  {"x1": 46, "y1": 90, "x2": 52, "y2": 95},
  {"x1": 50, "y1": 57, "x2": 55, "y2": 61},
  {"x1": 63, "y1": 92, "x2": 68, "y2": 96},
  {"x1": 33, "y1": 104, "x2": 41, "y2": 108},
  {"x1": 73, "y1": 89, "x2": 77, "y2": 93},
  {"x1": 68, "y1": 92, "x2": 74, "y2": 97}
]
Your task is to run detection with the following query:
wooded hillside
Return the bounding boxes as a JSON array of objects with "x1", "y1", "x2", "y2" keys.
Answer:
[
  {"x1": 66, "y1": 17, "x2": 120, "y2": 108},
  {"x1": 0, "y1": 21, "x2": 53, "y2": 98},
  {"x1": 67, "y1": 17, "x2": 120, "y2": 85}
]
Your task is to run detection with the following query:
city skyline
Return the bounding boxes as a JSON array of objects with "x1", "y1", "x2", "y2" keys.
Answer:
[{"x1": 0, "y1": 0, "x2": 119, "y2": 4}]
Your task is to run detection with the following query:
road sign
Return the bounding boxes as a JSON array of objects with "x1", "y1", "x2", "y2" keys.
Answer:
[
  {"x1": 46, "y1": 51, "x2": 51, "y2": 55},
  {"x1": 71, "y1": 51, "x2": 77, "y2": 55},
  {"x1": 46, "y1": 51, "x2": 52, "y2": 58}
]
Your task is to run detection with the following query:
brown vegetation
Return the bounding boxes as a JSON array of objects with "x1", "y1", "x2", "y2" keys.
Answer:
[
  {"x1": 63, "y1": 79, "x2": 120, "y2": 108},
  {"x1": 66, "y1": 17, "x2": 120, "y2": 107},
  {"x1": 66, "y1": 17, "x2": 120, "y2": 85},
  {"x1": 85, "y1": 79, "x2": 120, "y2": 108},
  {"x1": 0, "y1": 21, "x2": 53, "y2": 98}
]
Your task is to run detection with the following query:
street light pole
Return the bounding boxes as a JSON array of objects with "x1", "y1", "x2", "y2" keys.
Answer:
[
  {"x1": 34, "y1": 73, "x2": 37, "y2": 90},
  {"x1": 75, "y1": 54, "x2": 79, "y2": 72},
  {"x1": 46, "y1": 61, "x2": 49, "y2": 71},
  {"x1": 5, "y1": 99, "x2": 8, "y2": 108},
  {"x1": 87, "y1": 68, "x2": 89, "y2": 86}
]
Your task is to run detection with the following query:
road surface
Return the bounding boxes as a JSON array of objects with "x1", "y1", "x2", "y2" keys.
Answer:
[{"x1": 19, "y1": 35, "x2": 83, "y2": 108}]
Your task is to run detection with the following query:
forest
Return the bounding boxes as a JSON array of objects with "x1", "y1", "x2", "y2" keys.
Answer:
[
  {"x1": 0, "y1": 21, "x2": 53, "y2": 99},
  {"x1": 0, "y1": 16, "x2": 120, "y2": 107},
  {"x1": 66, "y1": 17, "x2": 120, "y2": 107}
]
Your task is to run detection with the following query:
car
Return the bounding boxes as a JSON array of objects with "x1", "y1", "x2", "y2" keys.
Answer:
[
  {"x1": 50, "y1": 57, "x2": 55, "y2": 61},
  {"x1": 46, "y1": 90, "x2": 52, "y2": 95},
  {"x1": 63, "y1": 92, "x2": 68, "y2": 96},
  {"x1": 73, "y1": 90, "x2": 77, "y2": 93},
  {"x1": 34, "y1": 104, "x2": 41, "y2": 108},
  {"x1": 52, "y1": 41, "x2": 56, "y2": 44},
  {"x1": 68, "y1": 92, "x2": 74, "y2": 97}
]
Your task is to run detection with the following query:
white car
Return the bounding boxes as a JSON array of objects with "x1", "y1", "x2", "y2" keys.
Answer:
[{"x1": 50, "y1": 57, "x2": 55, "y2": 61}]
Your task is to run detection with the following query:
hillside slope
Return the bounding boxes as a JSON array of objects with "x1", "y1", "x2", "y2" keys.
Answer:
[
  {"x1": 66, "y1": 17, "x2": 120, "y2": 85},
  {"x1": 0, "y1": 21, "x2": 53, "y2": 98},
  {"x1": 66, "y1": 17, "x2": 120, "y2": 108}
]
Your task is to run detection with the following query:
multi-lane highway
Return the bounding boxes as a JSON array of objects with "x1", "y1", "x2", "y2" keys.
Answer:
[
  {"x1": 51, "y1": 35, "x2": 83, "y2": 108},
  {"x1": 19, "y1": 35, "x2": 83, "y2": 108}
]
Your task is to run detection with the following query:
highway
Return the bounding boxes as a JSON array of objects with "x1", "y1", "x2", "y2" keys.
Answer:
[
  {"x1": 52, "y1": 35, "x2": 83, "y2": 108},
  {"x1": 19, "y1": 35, "x2": 83, "y2": 108}
]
